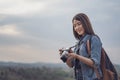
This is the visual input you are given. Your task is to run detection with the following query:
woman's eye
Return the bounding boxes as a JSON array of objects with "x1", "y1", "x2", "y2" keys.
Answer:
[{"x1": 77, "y1": 22, "x2": 81, "y2": 25}]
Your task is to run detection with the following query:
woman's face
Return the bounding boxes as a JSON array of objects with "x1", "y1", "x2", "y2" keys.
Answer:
[{"x1": 73, "y1": 19, "x2": 85, "y2": 36}]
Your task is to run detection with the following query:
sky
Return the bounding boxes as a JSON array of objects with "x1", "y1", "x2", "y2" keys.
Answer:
[{"x1": 0, "y1": 0, "x2": 120, "y2": 64}]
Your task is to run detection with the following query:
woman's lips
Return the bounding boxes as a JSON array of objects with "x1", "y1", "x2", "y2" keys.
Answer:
[{"x1": 77, "y1": 29, "x2": 82, "y2": 34}]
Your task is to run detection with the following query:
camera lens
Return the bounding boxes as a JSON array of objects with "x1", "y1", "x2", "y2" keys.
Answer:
[{"x1": 60, "y1": 51, "x2": 69, "y2": 63}]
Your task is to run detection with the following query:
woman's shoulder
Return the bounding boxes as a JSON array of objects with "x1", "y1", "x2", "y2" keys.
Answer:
[
  {"x1": 80, "y1": 34, "x2": 102, "y2": 44},
  {"x1": 91, "y1": 35, "x2": 102, "y2": 44},
  {"x1": 91, "y1": 35, "x2": 100, "y2": 40}
]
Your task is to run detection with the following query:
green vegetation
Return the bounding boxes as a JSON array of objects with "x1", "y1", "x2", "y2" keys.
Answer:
[
  {"x1": 0, "y1": 62, "x2": 120, "y2": 80},
  {"x1": 0, "y1": 66, "x2": 73, "y2": 80}
]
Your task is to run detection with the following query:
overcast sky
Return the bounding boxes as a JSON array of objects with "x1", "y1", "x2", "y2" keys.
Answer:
[{"x1": 0, "y1": 0, "x2": 120, "y2": 64}]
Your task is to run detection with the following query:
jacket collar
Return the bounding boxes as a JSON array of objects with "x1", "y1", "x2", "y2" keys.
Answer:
[{"x1": 79, "y1": 34, "x2": 91, "y2": 45}]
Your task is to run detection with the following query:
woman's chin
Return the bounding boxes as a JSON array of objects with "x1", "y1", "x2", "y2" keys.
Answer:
[
  {"x1": 78, "y1": 32, "x2": 82, "y2": 35},
  {"x1": 78, "y1": 32, "x2": 85, "y2": 36}
]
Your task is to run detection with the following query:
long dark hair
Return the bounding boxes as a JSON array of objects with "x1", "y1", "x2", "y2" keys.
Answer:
[{"x1": 72, "y1": 13, "x2": 95, "y2": 40}]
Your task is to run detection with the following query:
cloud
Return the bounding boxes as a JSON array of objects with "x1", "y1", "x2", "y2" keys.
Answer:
[
  {"x1": 0, "y1": 24, "x2": 22, "y2": 35},
  {"x1": 0, "y1": 0, "x2": 46, "y2": 16},
  {"x1": 0, "y1": 0, "x2": 67, "y2": 17}
]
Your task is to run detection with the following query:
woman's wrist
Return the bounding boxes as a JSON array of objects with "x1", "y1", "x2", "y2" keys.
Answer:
[{"x1": 75, "y1": 54, "x2": 79, "y2": 59}]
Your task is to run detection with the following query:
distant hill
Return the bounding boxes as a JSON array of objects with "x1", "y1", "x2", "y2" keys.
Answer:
[
  {"x1": 0, "y1": 61, "x2": 74, "y2": 80},
  {"x1": 0, "y1": 61, "x2": 68, "y2": 68},
  {"x1": 0, "y1": 61, "x2": 120, "y2": 72}
]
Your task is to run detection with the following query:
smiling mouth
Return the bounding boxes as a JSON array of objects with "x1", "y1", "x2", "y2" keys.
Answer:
[
  {"x1": 78, "y1": 31, "x2": 81, "y2": 35},
  {"x1": 77, "y1": 30, "x2": 82, "y2": 34}
]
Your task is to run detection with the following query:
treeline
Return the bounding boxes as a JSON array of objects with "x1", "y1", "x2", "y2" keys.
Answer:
[
  {"x1": 0, "y1": 63, "x2": 120, "y2": 80},
  {"x1": 0, "y1": 66, "x2": 73, "y2": 80}
]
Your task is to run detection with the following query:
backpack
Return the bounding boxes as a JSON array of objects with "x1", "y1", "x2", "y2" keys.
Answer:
[{"x1": 86, "y1": 36, "x2": 118, "y2": 80}]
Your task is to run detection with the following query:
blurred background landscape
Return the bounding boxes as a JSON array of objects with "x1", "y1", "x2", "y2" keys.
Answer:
[
  {"x1": 0, "y1": 0, "x2": 120, "y2": 80},
  {"x1": 0, "y1": 61, "x2": 120, "y2": 80}
]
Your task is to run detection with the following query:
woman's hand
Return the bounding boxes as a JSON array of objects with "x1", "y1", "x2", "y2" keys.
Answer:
[
  {"x1": 59, "y1": 49, "x2": 63, "y2": 56},
  {"x1": 68, "y1": 53, "x2": 78, "y2": 58}
]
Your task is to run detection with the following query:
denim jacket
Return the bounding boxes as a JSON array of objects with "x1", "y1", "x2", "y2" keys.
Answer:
[{"x1": 73, "y1": 34, "x2": 103, "y2": 80}]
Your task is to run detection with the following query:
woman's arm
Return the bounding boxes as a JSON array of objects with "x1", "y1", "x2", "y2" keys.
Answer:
[
  {"x1": 76, "y1": 54, "x2": 94, "y2": 67},
  {"x1": 68, "y1": 53, "x2": 94, "y2": 67}
]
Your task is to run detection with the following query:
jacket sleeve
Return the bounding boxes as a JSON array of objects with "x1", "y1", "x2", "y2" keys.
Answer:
[{"x1": 90, "y1": 36, "x2": 102, "y2": 67}]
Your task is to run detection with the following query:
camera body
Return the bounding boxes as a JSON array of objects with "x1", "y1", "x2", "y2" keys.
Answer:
[
  {"x1": 60, "y1": 48, "x2": 70, "y2": 63},
  {"x1": 60, "y1": 45, "x2": 75, "y2": 63}
]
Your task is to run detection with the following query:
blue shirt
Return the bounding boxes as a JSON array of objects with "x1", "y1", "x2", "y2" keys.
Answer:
[{"x1": 73, "y1": 34, "x2": 103, "y2": 80}]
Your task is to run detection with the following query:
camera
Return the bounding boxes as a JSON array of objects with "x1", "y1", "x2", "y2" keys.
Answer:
[
  {"x1": 59, "y1": 46, "x2": 75, "y2": 63},
  {"x1": 60, "y1": 48, "x2": 70, "y2": 63}
]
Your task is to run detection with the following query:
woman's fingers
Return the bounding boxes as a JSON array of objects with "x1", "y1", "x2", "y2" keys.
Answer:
[
  {"x1": 68, "y1": 53, "x2": 77, "y2": 58},
  {"x1": 59, "y1": 48, "x2": 64, "y2": 55}
]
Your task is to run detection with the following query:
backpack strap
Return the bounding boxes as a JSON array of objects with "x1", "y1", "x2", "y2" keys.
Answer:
[
  {"x1": 86, "y1": 39, "x2": 91, "y2": 56},
  {"x1": 86, "y1": 36, "x2": 101, "y2": 79}
]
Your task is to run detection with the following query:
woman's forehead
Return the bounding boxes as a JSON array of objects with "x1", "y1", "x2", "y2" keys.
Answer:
[{"x1": 73, "y1": 20, "x2": 81, "y2": 24}]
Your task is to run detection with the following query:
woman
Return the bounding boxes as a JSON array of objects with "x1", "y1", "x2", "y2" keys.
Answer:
[{"x1": 60, "y1": 13, "x2": 103, "y2": 80}]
